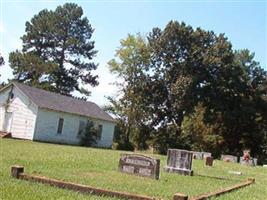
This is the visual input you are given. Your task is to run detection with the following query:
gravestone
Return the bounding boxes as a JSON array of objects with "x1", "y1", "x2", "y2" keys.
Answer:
[
  {"x1": 205, "y1": 156, "x2": 213, "y2": 166},
  {"x1": 203, "y1": 152, "x2": 212, "y2": 159},
  {"x1": 164, "y1": 149, "x2": 193, "y2": 176},
  {"x1": 239, "y1": 150, "x2": 257, "y2": 166},
  {"x1": 253, "y1": 158, "x2": 258, "y2": 166},
  {"x1": 221, "y1": 155, "x2": 238, "y2": 163},
  {"x1": 118, "y1": 154, "x2": 160, "y2": 179},
  {"x1": 192, "y1": 151, "x2": 203, "y2": 160},
  {"x1": 192, "y1": 151, "x2": 212, "y2": 160}
]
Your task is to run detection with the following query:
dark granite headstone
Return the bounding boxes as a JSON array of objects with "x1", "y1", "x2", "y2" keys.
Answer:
[
  {"x1": 205, "y1": 156, "x2": 213, "y2": 166},
  {"x1": 118, "y1": 154, "x2": 160, "y2": 179},
  {"x1": 164, "y1": 149, "x2": 193, "y2": 176},
  {"x1": 221, "y1": 155, "x2": 238, "y2": 163}
]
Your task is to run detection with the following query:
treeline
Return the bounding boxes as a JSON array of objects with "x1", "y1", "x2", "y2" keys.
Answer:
[{"x1": 106, "y1": 22, "x2": 267, "y2": 163}]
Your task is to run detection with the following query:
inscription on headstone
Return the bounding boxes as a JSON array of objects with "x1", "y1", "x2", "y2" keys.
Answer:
[
  {"x1": 118, "y1": 154, "x2": 160, "y2": 179},
  {"x1": 221, "y1": 155, "x2": 238, "y2": 163},
  {"x1": 164, "y1": 149, "x2": 193, "y2": 176}
]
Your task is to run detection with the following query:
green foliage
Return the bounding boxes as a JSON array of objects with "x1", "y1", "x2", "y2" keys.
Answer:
[
  {"x1": 111, "y1": 121, "x2": 134, "y2": 151},
  {"x1": 181, "y1": 103, "x2": 224, "y2": 158},
  {"x1": 107, "y1": 34, "x2": 151, "y2": 150},
  {"x1": 9, "y1": 3, "x2": 98, "y2": 97},
  {"x1": 9, "y1": 50, "x2": 56, "y2": 89},
  {"x1": 108, "y1": 21, "x2": 267, "y2": 163},
  {"x1": 79, "y1": 121, "x2": 98, "y2": 147}
]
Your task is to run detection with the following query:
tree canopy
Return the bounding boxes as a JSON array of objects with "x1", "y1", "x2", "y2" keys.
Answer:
[
  {"x1": 108, "y1": 21, "x2": 267, "y2": 162},
  {"x1": 9, "y1": 3, "x2": 98, "y2": 97}
]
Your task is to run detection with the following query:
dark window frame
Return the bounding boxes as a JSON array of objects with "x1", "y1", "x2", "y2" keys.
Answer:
[
  {"x1": 97, "y1": 124, "x2": 103, "y2": 140},
  {"x1": 77, "y1": 120, "x2": 86, "y2": 136},
  {"x1": 57, "y1": 118, "x2": 64, "y2": 134}
]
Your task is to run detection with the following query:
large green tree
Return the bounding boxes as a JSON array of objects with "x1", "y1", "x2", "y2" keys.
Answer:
[
  {"x1": 9, "y1": 3, "x2": 98, "y2": 96},
  {"x1": 107, "y1": 34, "x2": 152, "y2": 150},
  {"x1": 108, "y1": 21, "x2": 267, "y2": 160},
  {"x1": 145, "y1": 21, "x2": 239, "y2": 152}
]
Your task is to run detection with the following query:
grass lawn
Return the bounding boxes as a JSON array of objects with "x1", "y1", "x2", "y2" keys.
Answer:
[{"x1": 1, "y1": 139, "x2": 266, "y2": 200}]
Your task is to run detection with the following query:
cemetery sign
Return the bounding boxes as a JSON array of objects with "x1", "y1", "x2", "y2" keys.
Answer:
[{"x1": 118, "y1": 154, "x2": 160, "y2": 179}]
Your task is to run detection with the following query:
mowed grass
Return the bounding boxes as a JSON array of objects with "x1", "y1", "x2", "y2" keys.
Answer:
[{"x1": 0, "y1": 139, "x2": 266, "y2": 200}]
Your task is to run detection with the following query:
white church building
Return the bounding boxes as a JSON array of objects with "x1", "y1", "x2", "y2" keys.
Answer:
[{"x1": 0, "y1": 82, "x2": 116, "y2": 147}]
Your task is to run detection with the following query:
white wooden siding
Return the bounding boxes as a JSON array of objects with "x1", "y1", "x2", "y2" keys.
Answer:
[
  {"x1": 34, "y1": 108, "x2": 115, "y2": 147},
  {"x1": 0, "y1": 85, "x2": 38, "y2": 139}
]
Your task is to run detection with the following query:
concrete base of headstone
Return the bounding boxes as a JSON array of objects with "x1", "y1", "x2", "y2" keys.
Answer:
[{"x1": 164, "y1": 166, "x2": 193, "y2": 176}]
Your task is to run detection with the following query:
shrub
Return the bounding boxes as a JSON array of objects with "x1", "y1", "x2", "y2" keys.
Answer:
[{"x1": 79, "y1": 121, "x2": 98, "y2": 147}]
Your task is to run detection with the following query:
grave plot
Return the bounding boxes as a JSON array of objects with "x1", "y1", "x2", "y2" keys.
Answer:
[
  {"x1": 11, "y1": 165, "x2": 255, "y2": 200},
  {"x1": 2, "y1": 139, "x2": 266, "y2": 200}
]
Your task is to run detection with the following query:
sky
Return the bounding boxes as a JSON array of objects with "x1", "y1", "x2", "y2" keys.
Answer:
[{"x1": 0, "y1": 0, "x2": 266, "y2": 106}]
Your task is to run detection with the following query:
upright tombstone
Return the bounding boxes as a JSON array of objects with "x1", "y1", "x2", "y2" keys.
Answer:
[
  {"x1": 118, "y1": 154, "x2": 160, "y2": 179},
  {"x1": 203, "y1": 152, "x2": 212, "y2": 160},
  {"x1": 240, "y1": 150, "x2": 257, "y2": 166},
  {"x1": 205, "y1": 156, "x2": 213, "y2": 167},
  {"x1": 164, "y1": 149, "x2": 193, "y2": 176},
  {"x1": 192, "y1": 151, "x2": 212, "y2": 160},
  {"x1": 253, "y1": 158, "x2": 258, "y2": 166},
  {"x1": 192, "y1": 151, "x2": 203, "y2": 160},
  {"x1": 221, "y1": 155, "x2": 238, "y2": 163}
]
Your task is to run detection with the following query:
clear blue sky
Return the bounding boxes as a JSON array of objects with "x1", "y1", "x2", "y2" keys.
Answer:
[{"x1": 0, "y1": 0, "x2": 266, "y2": 105}]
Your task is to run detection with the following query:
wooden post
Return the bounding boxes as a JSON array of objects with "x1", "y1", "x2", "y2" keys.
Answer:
[
  {"x1": 248, "y1": 178, "x2": 255, "y2": 183},
  {"x1": 173, "y1": 193, "x2": 188, "y2": 200},
  {"x1": 11, "y1": 165, "x2": 24, "y2": 178}
]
